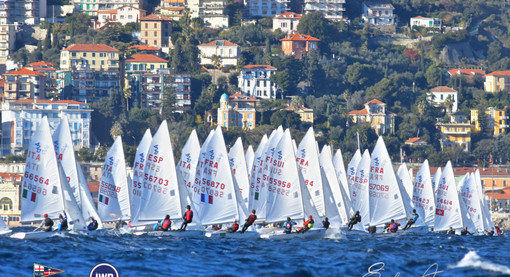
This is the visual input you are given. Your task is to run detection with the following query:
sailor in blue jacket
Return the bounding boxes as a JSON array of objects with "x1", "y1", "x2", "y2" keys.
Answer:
[
  {"x1": 282, "y1": 217, "x2": 297, "y2": 234},
  {"x1": 403, "y1": 209, "x2": 419, "y2": 230}
]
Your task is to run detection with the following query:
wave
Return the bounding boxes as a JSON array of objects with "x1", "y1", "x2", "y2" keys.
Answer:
[{"x1": 448, "y1": 251, "x2": 510, "y2": 275}]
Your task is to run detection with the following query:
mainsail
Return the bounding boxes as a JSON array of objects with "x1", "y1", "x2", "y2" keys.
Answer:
[
  {"x1": 412, "y1": 160, "x2": 436, "y2": 227},
  {"x1": 130, "y1": 129, "x2": 152, "y2": 225},
  {"x1": 434, "y1": 161, "x2": 463, "y2": 231}
]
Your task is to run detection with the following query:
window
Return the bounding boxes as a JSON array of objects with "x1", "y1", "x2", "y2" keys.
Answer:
[
  {"x1": 145, "y1": 23, "x2": 148, "y2": 28},
  {"x1": 145, "y1": 31, "x2": 148, "y2": 36},
  {"x1": 154, "y1": 31, "x2": 157, "y2": 36},
  {"x1": 154, "y1": 40, "x2": 157, "y2": 45},
  {"x1": 92, "y1": 53, "x2": 95, "y2": 57},
  {"x1": 154, "y1": 23, "x2": 157, "y2": 28},
  {"x1": 83, "y1": 53, "x2": 87, "y2": 57}
]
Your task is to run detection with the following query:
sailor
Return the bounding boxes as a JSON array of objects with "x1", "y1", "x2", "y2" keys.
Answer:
[
  {"x1": 487, "y1": 227, "x2": 494, "y2": 236},
  {"x1": 240, "y1": 209, "x2": 257, "y2": 233},
  {"x1": 460, "y1": 227, "x2": 472, "y2": 236},
  {"x1": 403, "y1": 209, "x2": 419, "y2": 230},
  {"x1": 179, "y1": 205, "x2": 193, "y2": 231},
  {"x1": 298, "y1": 215, "x2": 314, "y2": 233},
  {"x1": 447, "y1": 227, "x2": 455, "y2": 235},
  {"x1": 348, "y1": 211, "x2": 362, "y2": 231},
  {"x1": 57, "y1": 212, "x2": 68, "y2": 231},
  {"x1": 156, "y1": 215, "x2": 171, "y2": 231},
  {"x1": 495, "y1": 226, "x2": 503, "y2": 236},
  {"x1": 115, "y1": 218, "x2": 127, "y2": 229},
  {"x1": 283, "y1": 217, "x2": 297, "y2": 234},
  {"x1": 322, "y1": 217, "x2": 330, "y2": 229},
  {"x1": 386, "y1": 219, "x2": 400, "y2": 233},
  {"x1": 40, "y1": 213, "x2": 54, "y2": 232},
  {"x1": 227, "y1": 220, "x2": 239, "y2": 233},
  {"x1": 87, "y1": 217, "x2": 99, "y2": 231}
]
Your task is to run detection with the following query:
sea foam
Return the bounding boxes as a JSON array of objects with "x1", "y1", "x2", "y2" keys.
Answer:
[{"x1": 448, "y1": 250, "x2": 510, "y2": 275}]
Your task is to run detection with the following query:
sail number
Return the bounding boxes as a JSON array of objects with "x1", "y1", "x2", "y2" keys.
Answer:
[
  {"x1": 24, "y1": 171, "x2": 50, "y2": 185},
  {"x1": 144, "y1": 174, "x2": 169, "y2": 186},
  {"x1": 23, "y1": 181, "x2": 47, "y2": 195}
]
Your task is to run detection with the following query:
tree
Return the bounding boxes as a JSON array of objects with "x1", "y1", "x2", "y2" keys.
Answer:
[
  {"x1": 160, "y1": 83, "x2": 176, "y2": 120},
  {"x1": 297, "y1": 12, "x2": 340, "y2": 53},
  {"x1": 123, "y1": 88, "x2": 132, "y2": 112},
  {"x1": 43, "y1": 24, "x2": 52, "y2": 51},
  {"x1": 290, "y1": 96, "x2": 304, "y2": 109},
  {"x1": 344, "y1": 62, "x2": 380, "y2": 91},
  {"x1": 487, "y1": 41, "x2": 502, "y2": 65},
  {"x1": 211, "y1": 54, "x2": 222, "y2": 69},
  {"x1": 425, "y1": 64, "x2": 442, "y2": 88},
  {"x1": 270, "y1": 110, "x2": 301, "y2": 128},
  {"x1": 110, "y1": 121, "x2": 124, "y2": 139}
]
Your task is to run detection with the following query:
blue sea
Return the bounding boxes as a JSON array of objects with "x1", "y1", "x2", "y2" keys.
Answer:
[{"x1": 1, "y1": 228, "x2": 509, "y2": 277}]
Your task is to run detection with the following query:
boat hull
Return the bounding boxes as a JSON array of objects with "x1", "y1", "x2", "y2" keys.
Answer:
[
  {"x1": 204, "y1": 231, "x2": 260, "y2": 239},
  {"x1": 10, "y1": 231, "x2": 63, "y2": 240},
  {"x1": 260, "y1": 228, "x2": 326, "y2": 240},
  {"x1": 0, "y1": 230, "x2": 12, "y2": 235},
  {"x1": 145, "y1": 230, "x2": 205, "y2": 238}
]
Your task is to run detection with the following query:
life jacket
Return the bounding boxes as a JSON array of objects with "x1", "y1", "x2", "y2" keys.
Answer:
[
  {"x1": 247, "y1": 214, "x2": 257, "y2": 224},
  {"x1": 44, "y1": 217, "x2": 53, "y2": 227},
  {"x1": 162, "y1": 219, "x2": 171, "y2": 229},
  {"x1": 286, "y1": 222, "x2": 292, "y2": 229},
  {"x1": 389, "y1": 223, "x2": 398, "y2": 232},
  {"x1": 185, "y1": 210, "x2": 193, "y2": 222},
  {"x1": 307, "y1": 219, "x2": 314, "y2": 228},
  {"x1": 303, "y1": 220, "x2": 310, "y2": 228},
  {"x1": 60, "y1": 219, "x2": 68, "y2": 230},
  {"x1": 232, "y1": 223, "x2": 239, "y2": 231},
  {"x1": 496, "y1": 227, "x2": 502, "y2": 236},
  {"x1": 412, "y1": 214, "x2": 419, "y2": 222}
]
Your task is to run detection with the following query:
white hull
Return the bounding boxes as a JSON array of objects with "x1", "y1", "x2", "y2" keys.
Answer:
[
  {"x1": 10, "y1": 231, "x2": 65, "y2": 240},
  {"x1": 0, "y1": 229, "x2": 12, "y2": 235},
  {"x1": 145, "y1": 230, "x2": 205, "y2": 238},
  {"x1": 205, "y1": 230, "x2": 260, "y2": 239},
  {"x1": 260, "y1": 228, "x2": 326, "y2": 240}
]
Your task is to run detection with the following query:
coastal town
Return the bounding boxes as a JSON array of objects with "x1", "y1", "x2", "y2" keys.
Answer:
[{"x1": 0, "y1": 0, "x2": 509, "y2": 230}]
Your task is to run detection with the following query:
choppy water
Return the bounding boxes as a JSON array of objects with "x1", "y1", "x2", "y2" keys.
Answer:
[{"x1": 1, "y1": 227, "x2": 509, "y2": 277}]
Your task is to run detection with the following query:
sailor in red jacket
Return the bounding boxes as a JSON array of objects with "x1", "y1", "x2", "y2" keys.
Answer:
[
  {"x1": 240, "y1": 210, "x2": 257, "y2": 233},
  {"x1": 228, "y1": 220, "x2": 239, "y2": 233},
  {"x1": 179, "y1": 205, "x2": 193, "y2": 231}
]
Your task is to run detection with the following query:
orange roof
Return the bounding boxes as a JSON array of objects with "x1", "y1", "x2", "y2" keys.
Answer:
[
  {"x1": 349, "y1": 108, "x2": 368, "y2": 115},
  {"x1": 275, "y1": 12, "x2": 302, "y2": 19},
  {"x1": 4, "y1": 68, "x2": 45, "y2": 76},
  {"x1": 405, "y1": 137, "x2": 426, "y2": 144},
  {"x1": 97, "y1": 9, "x2": 117, "y2": 14},
  {"x1": 11, "y1": 99, "x2": 85, "y2": 104},
  {"x1": 27, "y1": 61, "x2": 58, "y2": 67},
  {"x1": 230, "y1": 93, "x2": 257, "y2": 102},
  {"x1": 485, "y1": 187, "x2": 510, "y2": 200},
  {"x1": 64, "y1": 44, "x2": 118, "y2": 52},
  {"x1": 126, "y1": 54, "x2": 167, "y2": 63},
  {"x1": 486, "y1": 71, "x2": 510, "y2": 76},
  {"x1": 88, "y1": 182, "x2": 100, "y2": 193},
  {"x1": 281, "y1": 34, "x2": 320, "y2": 42},
  {"x1": 447, "y1": 68, "x2": 486, "y2": 78},
  {"x1": 243, "y1": 65, "x2": 277, "y2": 70},
  {"x1": 430, "y1": 86, "x2": 457, "y2": 92},
  {"x1": 366, "y1": 99, "x2": 384, "y2": 104},
  {"x1": 128, "y1": 45, "x2": 160, "y2": 51},
  {"x1": 199, "y1": 40, "x2": 239, "y2": 47},
  {"x1": 0, "y1": 173, "x2": 22, "y2": 181},
  {"x1": 142, "y1": 14, "x2": 172, "y2": 21},
  {"x1": 0, "y1": 79, "x2": 4, "y2": 87}
]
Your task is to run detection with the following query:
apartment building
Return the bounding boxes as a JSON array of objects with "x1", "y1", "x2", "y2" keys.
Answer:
[
  {"x1": 436, "y1": 112, "x2": 472, "y2": 152},
  {"x1": 125, "y1": 54, "x2": 168, "y2": 72},
  {"x1": 471, "y1": 107, "x2": 509, "y2": 136},
  {"x1": 57, "y1": 69, "x2": 120, "y2": 103},
  {"x1": 2, "y1": 68, "x2": 46, "y2": 103},
  {"x1": 60, "y1": 44, "x2": 120, "y2": 71},
  {"x1": 95, "y1": 6, "x2": 146, "y2": 29},
  {"x1": 0, "y1": 24, "x2": 15, "y2": 67},
  {"x1": 238, "y1": 65, "x2": 278, "y2": 100},
  {"x1": 304, "y1": 0, "x2": 346, "y2": 21},
  {"x1": 272, "y1": 12, "x2": 301, "y2": 34},
  {"x1": 247, "y1": 0, "x2": 289, "y2": 18},
  {"x1": 1, "y1": 99, "x2": 92, "y2": 154},
  {"x1": 160, "y1": 0, "x2": 186, "y2": 20},
  {"x1": 73, "y1": 0, "x2": 144, "y2": 16},
  {"x1": 188, "y1": 0, "x2": 228, "y2": 29},
  {"x1": 217, "y1": 93, "x2": 256, "y2": 129},
  {"x1": 25, "y1": 61, "x2": 58, "y2": 93},
  {"x1": 141, "y1": 14, "x2": 173, "y2": 49},
  {"x1": 281, "y1": 34, "x2": 319, "y2": 59},
  {"x1": 484, "y1": 71, "x2": 510, "y2": 93},
  {"x1": 0, "y1": 0, "x2": 47, "y2": 25},
  {"x1": 362, "y1": 1, "x2": 395, "y2": 26}
]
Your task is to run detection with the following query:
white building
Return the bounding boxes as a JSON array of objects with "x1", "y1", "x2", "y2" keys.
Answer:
[
  {"x1": 1, "y1": 99, "x2": 92, "y2": 155},
  {"x1": 0, "y1": 0, "x2": 47, "y2": 25},
  {"x1": 95, "y1": 6, "x2": 146, "y2": 29},
  {"x1": 247, "y1": 0, "x2": 289, "y2": 18},
  {"x1": 410, "y1": 16, "x2": 440, "y2": 28},
  {"x1": 362, "y1": 1, "x2": 395, "y2": 26},
  {"x1": 197, "y1": 40, "x2": 240, "y2": 66},
  {"x1": 0, "y1": 24, "x2": 16, "y2": 67},
  {"x1": 272, "y1": 12, "x2": 301, "y2": 34},
  {"x1": 73, "y1": 0, "x2": 144, "y2": 16},
  {"x1": 238, "y1": 65, "x2": 278, "y2": 100},
  {"x1": 304, "y1": 0, "x2": 346, "y2": 21},
  {"x1": 428, "y1": 86, "x2": 458, "y2": 113},
  {"x1": 188, "y1": 0, "x2": 228, "y2": 29}
]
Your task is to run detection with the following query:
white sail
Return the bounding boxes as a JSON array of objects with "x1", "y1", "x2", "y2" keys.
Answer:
[
  {"x1": 265, "y1": 129, "x2": 320, "y2": 223},
  {"x1": 52, "y1": 116, "x2": 81, "y2": 208},
  {"x1": 0, "y1": 216, "x2": 8, "y2": 233},
  {"x1": 249, "y1": 127, "x2": 283, "y2": 219},
  {"x1": 245, "y1": 145, "x2": 254, "y2": 179},
  {"x1": 247, "y1": 134, "x2": 268, "y2": 213},
  {"x1": 177, "y1": 129, "x2": 200, "y2": 199},
  {"x1": 350, "y1": 149, "x2": 371, "y2": 227},
  {"x1": 98, "y1": 136, "x2": 130, "y2": 222},
  {"x1": 474, "y1": 169, "x2": 494, "y2": 230},
  {"x1": 130, "y1": 129, "x2": 152, "y2": 225},
  {"x1": 412, "y1": 160, "x2": 436, "y2": 227},
  {"x1": 432, "y1": 167, "x2": 442, "y2": 194},
  {"x1": 76, "y1": 161, "x2": 103, "y2": 229},
  {"x1": 333, "y1": 148, "x2": 351, "y2": 204},
  {"x1": 368, "y1": 137, "x2": 407, "y2": 226},
  {"x1": 192, "y1": 126, "x2": 241, "y2": 225},
  {"x1": 138, "y1": 120, "x2": 181, "y2": 222},
  {"x1": 58, "y1": 162, "x2": 86, "y2": 230},
  {"x1": 21, "y1": 117, "x2": 65, "y2": 222},
  {"x1": 297, "y1": 127, "x2": 325, "y2": 217},
  {"x1": 409, "y1": 167, "x2": 414, "y2": 183},
  {"x1": 434, "y1": 161, "x2": 463, "y2": 232},
  {"x1": 229, "y1": 137, "x2": 250, "y2": 208},
  {"x1": 459, "y1": 173, "x2": 484, "y2": 232},
  {"x1": 319, "y1": 145, "x2": 349, "y2": 226},
  {"x1": 346, "y1": 149, "x2": 362, "y2": 193},
  {"x1": 396, "y1": 163, "x2": 415, "y2": 223}
]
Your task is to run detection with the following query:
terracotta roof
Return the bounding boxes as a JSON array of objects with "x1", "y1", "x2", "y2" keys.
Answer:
[
  {"x1": 27, "y1": 61, "x2": 58, "y2": 67},
  {"x1": 405, "y1": 137, "x2": 421, "y2": 143},
  {"x1": 11, "y1": 99, "x2": 85, "y2": 104},
  {"x1": 485, "y1": 187, "x2": 510, "y2": 200},
  {"x1": 199, "y1": 40, "x2": 239, "y2": 47},
  {"x1": 243, "y1": 65, "x2": 277, "y2": 70},
  {"x1": 430, "y1": 86, "x2": 457, "y2": 93},
  {"x1": 281, "y1": 34, "x2": 320, "y2": 42},
  {"x1": 126, "y1": 54, "x2": 167, "y2": 63},
  {"x1": 163, "y1": 0, "x2": 185, "y2": 3},
  {"x1": 447, "y1": 68, "x2": 486, "y2": 78},
  {"x1": 64, "y1": 44, "x2": 119, "y2": 52},
  {"x1": 366, "y1": 99, "x2": 384, "y2": 104},
  {"x1": 229, "y1": 93, "x2": 257, "y2": 102},
  {"x1": 142, "y1": 14, "x2": 172, "y2": 21},
  {"x1": 275, "y1": 12, "x2": 302, "y2": 19},
  {"x1": 486, "y1": 71, "x2": 510, "y2": 77},
  {"x1": 0, "y1": 173, "x2": 22, "y2": 181},
  {"x1": 88, "y1": 182, "x2": 99, "y2": 193},
  {"x1": 411, "y1": 16, "x2": 429, "y2": 19},
  {"x1": 0, "y1": 79, "x2": 4, "y2": 87},
  {"x1": 349, "y1": 108, "x2": 368, "y2": 115},
  {"x1": 128, "y1": 45, "x2": 160, "y2": 51},
  {"x1": 98, "y1": 9, "x2": 117, "y2": 14},
  {"x1": 4, "y1": 68, "x2": 45, "y2": 76}
]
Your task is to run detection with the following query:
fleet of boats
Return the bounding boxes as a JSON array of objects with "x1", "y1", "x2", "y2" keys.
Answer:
[{"x1": 4, "y1": 116, "x2": 499, "y2": 239}]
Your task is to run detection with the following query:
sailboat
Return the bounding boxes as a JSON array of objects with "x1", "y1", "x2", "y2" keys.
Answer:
[
  {"x1": 12, "y1": 117, "x2": 85, "y2": 239},
  {"x1": 0, "y1": 216, "x2": 11, "y2": 235},
  {"x1": 459, "y1": 173, "x2": 484, "y2": 234},
  {"x1": 349, "y1": 149, "x2": 370, "y2": 231},
  {"x1": 411, "y1": 160, "x2": 436, "y2": 229},
  {"x1": 129, "y1": 129, "x2": 152, "y2": 227},
  {"x1": 432, "y1": 167, "x2": 442, "y2": 194},
  {"x1": 434, "y1": 161, "x2": 464, "y2": 233},
  {"x1": 97, "y1": 136, "x2": 131, "y2": 223},
  {"x1": 228, "y1": 137, "x2": 250, "y2": 209},
  {"x1": 245, "y1": 145, "x2": 254, "y2": 179},
  {"x1": 333, "y1": 148, "x2": 352, "y2": 205},
  {"x1": 474, "y1": 170, "x2": 495, "y2": 233},
  {"x1": 53, "y1": 116, "x2": 102, "y2": 230}
]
